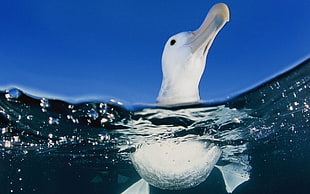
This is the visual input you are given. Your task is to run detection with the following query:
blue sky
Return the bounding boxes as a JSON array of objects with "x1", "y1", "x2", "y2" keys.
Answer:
[{"x1": 0, "y1": 0, "x2": 309, "y2": 104}]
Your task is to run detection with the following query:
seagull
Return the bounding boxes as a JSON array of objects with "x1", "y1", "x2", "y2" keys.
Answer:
[
  {"x1": 122, "y1": 3, "x2": 250, "y2": 194},
  {"x1": 157, "y1": 3, "x2": 230, "y2": 106}
]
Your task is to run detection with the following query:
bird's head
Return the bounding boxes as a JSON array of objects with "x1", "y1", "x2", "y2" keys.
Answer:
[{"x1": 157, "y1": 3, "x2": 230, "y2": 106}]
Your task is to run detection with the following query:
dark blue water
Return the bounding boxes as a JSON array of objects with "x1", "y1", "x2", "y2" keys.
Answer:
[{"x1": 0, "y1": 58, "x2": 309, "y2": 194}]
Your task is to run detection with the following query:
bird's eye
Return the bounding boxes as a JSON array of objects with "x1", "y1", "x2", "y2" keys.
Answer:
[{"x1": 170, "y1": 39, "x2": 176, "y2": 46}]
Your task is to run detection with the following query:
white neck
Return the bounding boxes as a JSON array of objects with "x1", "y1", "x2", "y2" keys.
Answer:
[
  {"x1": 157, "y1": 51, "x2": 206, "y2": 106},
  {"x1": 157, "y1": 71, "x2": 202, "y2": 106}
]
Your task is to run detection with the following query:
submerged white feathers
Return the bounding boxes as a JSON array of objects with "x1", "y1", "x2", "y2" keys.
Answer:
[
  {"x1": 123, "y1": 140, "x2": 250, "y2": 194},
  {"x1": 131, "y1": 141, "x2": 221, "y2": 190}
]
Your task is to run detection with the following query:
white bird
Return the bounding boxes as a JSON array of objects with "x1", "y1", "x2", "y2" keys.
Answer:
[
  {"x1": 122, "y1": 3, "x2": 250, "y2": 194},
  {"x1": 157, "y1": 3, "x2": 230, "y2": 106}
]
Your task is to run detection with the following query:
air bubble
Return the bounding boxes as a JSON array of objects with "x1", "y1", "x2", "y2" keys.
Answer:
[
  {"x1": 107, "y1": 113, "x2": 115, "y2": 120},
  {"x1": 26, "y1": 115, "x2": 34, "y2": 120},
  {"x1": 67, "y1": 115, "x2": 79, "y2": 124},
  {"x1": 59, "y1": 136, "x2": 68, "y2": 143},
  {"x1": 233, "y1": 118, "x2": 241, "y2": 123},
  {"x1": 99, "y1": 133, "x2": 110, "y2": 141},
  {"x1": 48, "y1": 117, "x2": 59, "y2": 125},
  {"x1": 88, "y1": 109, "x2": 99, "y2": 120},
  {"x1": 100, "y1": 118, "x2": 108, "y2": 124},
  {"x1": 4, "y1": 140, "x2": 12, "y2": 148},
  {"x1": 1, "y1": 128, "x2": 8, "y2": 134},
  {"x1": 40, "y1": 98, "x2": 50, "y2": 112},
  {"x1": 13, "y1": 136, "x2": 20, "y2": 142},
  {"x1": 99, "y1": 103, "x2": 108, "y2": 114}
]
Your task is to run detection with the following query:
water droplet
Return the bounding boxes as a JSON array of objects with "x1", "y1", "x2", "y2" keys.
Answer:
[{"x1": 5, "y1": 88, "x2": 22, "y2": 99}]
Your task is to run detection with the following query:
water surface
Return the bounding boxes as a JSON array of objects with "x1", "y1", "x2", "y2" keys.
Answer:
[{"x1": 0, "y1": 59, "x2": 309, "y2": 194}]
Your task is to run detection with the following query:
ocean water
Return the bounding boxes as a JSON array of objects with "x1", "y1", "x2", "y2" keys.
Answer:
[{"x1": 0, "y1": 58, "x2": 309, "y2": 194}]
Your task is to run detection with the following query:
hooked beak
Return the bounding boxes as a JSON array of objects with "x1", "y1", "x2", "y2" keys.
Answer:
[{"x1": 186, "y1": 3, "x2": 230, "y2": 54}]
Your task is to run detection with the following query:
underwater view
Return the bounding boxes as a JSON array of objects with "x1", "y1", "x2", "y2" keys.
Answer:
[{"x1": 0, "y1": 58, "x2": 309, "y2": 194}]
